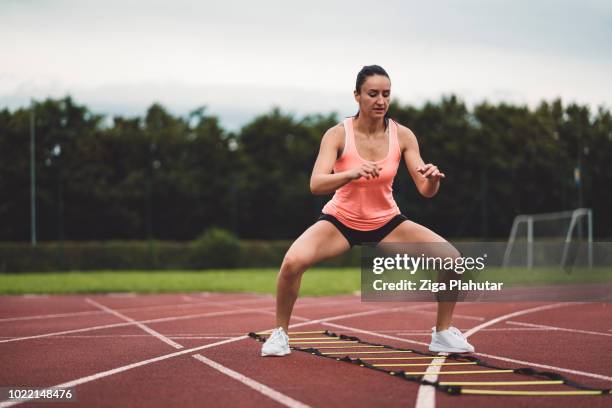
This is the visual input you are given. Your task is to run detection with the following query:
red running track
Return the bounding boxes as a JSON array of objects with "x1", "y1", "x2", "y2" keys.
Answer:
[{"x1": 0, "y1": 293, "x2": 610, "y2": 407}]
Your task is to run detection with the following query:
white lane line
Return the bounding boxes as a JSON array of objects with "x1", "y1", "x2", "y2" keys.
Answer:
[
  {"x1": 321, "y1": 321, "x2": 612, "y2": 382},
  {"x1": 305, "y1": 303, "x2": 434, "y2": 325},
  {"x1": 0, "y1": 335, "x2": 234, "y2": 340},
  {"x1": 463, "y1": 303, "x2": 582, "y2": 338},
  {"x1": 0, "y1": 309, "x2": 263, "y2": 344},
  {"x1": 0, "y1": 293, "x2": 352, "y2": 325},
  {"x1": 192, "y1": 354, "x2": 311, "y2": 408},
  {"x1": 85, "y1": 299, "x2": 184, "y2": 349},
  {"x1": 88, "y1": 298, "x2": 311, "y2": 407},
  {"x1": 415, "y1": 355, "x2": 447, "y2": 407},
  {"x1": 0, "y1": 300, "x2": 408, "y2": 407},
  {"x1": 407, "y1": 310, "x2": 485, "y2": 322},
  {"x1": 204, "y1": 296, "x2": 376, "y2": 314},
  {"x1": 1, "y1": 296, "x2": 411, "y2": 344},
  {"x1": 0, "y1": 310, "x2": 104, "y2": 323},
  {"x1": 394, "y1": 328, "x2": 551, "y2": 336},
  {"x1": 0, "y1": 295, "x2": 273, "y2": 323},
  {"x1": 505, "y1": 320, "x2": 612, "y2": 337},
  {"x1": 0, "y1": 336, "x2": 250, "y2": 408}
]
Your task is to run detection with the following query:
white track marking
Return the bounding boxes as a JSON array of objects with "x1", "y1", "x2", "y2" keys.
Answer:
[
  {"x1": 0, "y1": 295, "x2": 272, "y2": 323},
  {"x1": 395, "y1": 327, "x2": 560, "y2": 335},
  {"x1": 0, "y1": 300, "x2": 416, "y2": 407},
  {"x1": 85, "y1": 299, "x2": 183, "y2": 349},
  {"x1": 415, "y1": 355, "x2": 447, "y2": 406},
  {"x1": 0, "y1": 310, "x2": 105, "y2": 322},
  {"x1": 296, "y1": 304, "x2": 434, "y2": 326},
  {"x1": 406, "y1": 310, "x2": 485, "y2": 321},
  {"x1": 0, "y1": 336, "x2": 250, "y2": 408},
  {"x1": 0, "y1": 335, "x2": 234, "y2": 340},
  {"x1": 86, "y1": 299, "x2": 311, "y2": 407},
  {"x1": 1, "y1": 296, "x2": 399, "y2": 344},
  {"x1": 505, "y1": 320, "x2": 612, "y2": 337},
  {"x1": 0, "y1": 309, "x2": 263, "y2": 344},
  {"x1": 0, "y1": 293, "x2": 363, "y2": 324},
  {"x1": 192, "y1": 354, "x2": 311, "y2": 408},
  {"x1": 198, "y1": 296, "x2": 376, "y2": 314},
  {"x1": 462, "y1": 303, "x2": 582, "y2": 339}
]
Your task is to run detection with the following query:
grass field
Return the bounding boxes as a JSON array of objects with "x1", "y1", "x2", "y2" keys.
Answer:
[
  {"x1": 0, "y1": 267, "x2": 610, "y2": 295},
  {"x1": 0, "y1": 268, "x2": 361, "y2": 295}
]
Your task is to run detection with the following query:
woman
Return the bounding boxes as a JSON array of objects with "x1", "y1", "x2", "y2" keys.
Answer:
[{"x1": 261, "y1": 65, "x2": 474, "y2": 356}]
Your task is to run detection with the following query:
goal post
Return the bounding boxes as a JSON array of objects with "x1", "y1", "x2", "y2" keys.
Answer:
[{"x1": 502, "y1": 208, "x2": 593, "y2": 269}]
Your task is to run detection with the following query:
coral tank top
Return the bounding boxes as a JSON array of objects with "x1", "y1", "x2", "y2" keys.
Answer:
[{"x1": 322, "y1": 117, "x2": 401, "y2": 230}]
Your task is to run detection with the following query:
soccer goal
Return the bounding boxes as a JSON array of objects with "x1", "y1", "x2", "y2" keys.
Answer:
[{"x1": 502, "y1": 208, "x2": 593, "y2": 269}]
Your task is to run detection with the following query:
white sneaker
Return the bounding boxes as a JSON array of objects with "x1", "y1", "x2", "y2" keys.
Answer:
[
  {"x1": 429, "y1": 326, "x2": 475, "y2": 353},
  {"x1": 261, "y1": 327, "x2": 291, "y2": 357}
]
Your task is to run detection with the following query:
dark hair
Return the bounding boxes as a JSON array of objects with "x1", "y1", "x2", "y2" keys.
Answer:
[
  {"x1": 354, "y1": 65, "x2": 391, "y2": 128},
  {"x1": 355, "y1": 65, "x2": 390, "y2": 93}
]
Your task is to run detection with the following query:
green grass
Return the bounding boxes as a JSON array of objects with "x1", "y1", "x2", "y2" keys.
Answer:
[
  {"x1": 0, "y1": 267, "x2": 609, "y2": 296},
  {"x1": 0, "y1": 268, "x2": 361, "y2": 295}
]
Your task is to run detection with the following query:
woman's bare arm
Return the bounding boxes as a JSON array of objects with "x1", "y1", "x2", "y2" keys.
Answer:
[
  {"x1": 310, "y1": 125, "x2": 381, "y2": 195},
  {"x1": 398, "y1": 125, "x2": 445, "y2": 198}
]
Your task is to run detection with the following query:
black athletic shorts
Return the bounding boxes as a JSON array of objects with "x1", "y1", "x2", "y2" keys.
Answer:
[{"x1": 317, "y1": 213, "x2": 408, "y2": 247}]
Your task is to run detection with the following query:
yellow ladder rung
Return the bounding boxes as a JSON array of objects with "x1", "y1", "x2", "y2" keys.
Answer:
[
  {"x1": 314, "y1": 345, "x2": 385, "y2": 349},
  {"x1": 361, "y1": 356, "x2": 445, "y2": 360},
  {"x1": 288, "y1": 337, "x2": 340, "y2": 340},
  {"x1": 374, "y1": 362, "x2": 477, "y2": 367},
  {"x1": 461, "y1": 389, "x2": 603, "y2": 396},
  {"x1": 402, "y1": 370, "x2": 514, "y2": 375},
  {"x1": 255, "y1": 330, "x2": 326, "y2": 335},
  {"x1": 440, "y1": 380, "x2": 564, "y2": 386},
  {"x1": 322, "y1": 350, "x2": 411, "y2": 355},
  {"x1": 290, "y1": 341, "x2": 358, "y2": 344}
]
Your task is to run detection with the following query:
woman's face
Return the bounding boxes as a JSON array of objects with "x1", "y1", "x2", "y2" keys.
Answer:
[{"x1": 355, "y1": 75, "x2": 391, "y2": 119}]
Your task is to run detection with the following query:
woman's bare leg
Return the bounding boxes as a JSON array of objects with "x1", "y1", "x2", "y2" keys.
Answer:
[
  {"x1": 380, "y1": 220, "x2": 461, "y2": 331},
  {"x1": 276, "y1": 220, "x2": 350, "y2": 332}
]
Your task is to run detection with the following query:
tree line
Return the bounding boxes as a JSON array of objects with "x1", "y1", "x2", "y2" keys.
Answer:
[{"x1": 1, "y1": 96, "x2": 610, "y2": 241}]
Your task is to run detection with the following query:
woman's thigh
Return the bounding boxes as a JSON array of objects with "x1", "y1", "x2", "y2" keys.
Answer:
[
  {"x1": 379, "y1": 219, "x2": 459, "y2": 258},
  {"x1": 381, "y1": 219, "x2": 446, "y2": 243},
  {"x1": 284, "y1": 220, "x2": 351, "y2": 267}
]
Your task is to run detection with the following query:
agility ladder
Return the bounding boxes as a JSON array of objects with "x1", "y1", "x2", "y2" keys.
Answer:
[{"x1": 249, "y1": 330, "x2": 611, "y2": 397}]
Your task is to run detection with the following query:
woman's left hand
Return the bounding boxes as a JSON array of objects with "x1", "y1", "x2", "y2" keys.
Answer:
[{"x1": 417, "y1": 163, "x2": 445, "y2": 182}]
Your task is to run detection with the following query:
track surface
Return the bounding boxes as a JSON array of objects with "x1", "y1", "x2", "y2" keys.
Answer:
[{"x1": 0, "y1": 293, "x2": 610, "y2": 407}]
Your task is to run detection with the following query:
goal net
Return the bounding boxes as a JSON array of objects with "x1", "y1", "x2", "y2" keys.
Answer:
[{"x1": 502, "y1": 208, "x2": 593, "y2": 269}]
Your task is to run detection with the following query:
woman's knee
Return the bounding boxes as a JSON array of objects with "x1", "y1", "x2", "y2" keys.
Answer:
[{"x1": 280, "y1": 254, "x2": 311, "y2": 278}]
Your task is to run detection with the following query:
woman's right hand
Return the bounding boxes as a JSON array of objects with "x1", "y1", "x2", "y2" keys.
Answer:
[{"x1": 348, "y1": 162, "x2": 382, "y2": 180}]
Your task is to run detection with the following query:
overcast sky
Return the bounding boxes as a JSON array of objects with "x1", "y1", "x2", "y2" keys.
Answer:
[{"x1": 1, "y1": 0, "x2": 611, "y2": 130}]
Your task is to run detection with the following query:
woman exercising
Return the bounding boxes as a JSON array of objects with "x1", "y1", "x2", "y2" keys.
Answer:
[{"x1": 261, "y1": 65, "x2": 474, "y2": 356}]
